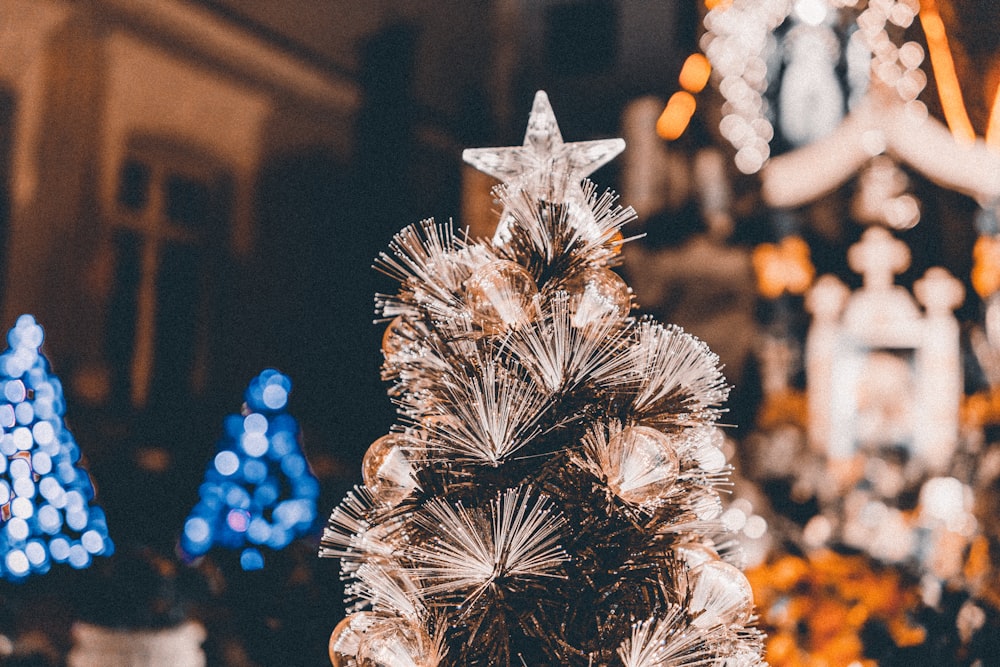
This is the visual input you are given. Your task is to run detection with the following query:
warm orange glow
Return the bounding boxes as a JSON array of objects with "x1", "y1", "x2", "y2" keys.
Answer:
[
  {"x1": 704, "y1": 0, "x2": 730, "y2": 9},
  {"x1": 972, "y1": 235, "x2": 1000, "y2": 297},
  {"x1": 748, "y1": 550, "x2": 923, "y2": 667},
  {"x1": 920, "y1": 1, "x2": 977, "y2": 145},
  {"x1": 752, "y1": 236, "x2": 815, "y2": 299},
  {"x1": 656, "y1": 91, "x2": 697, "y2": 141},
  {"x1": 986, "y1": 85, "x2": 1000, "y2": 148},
  {"x1": 678, "y1": 53, "x2": 711, "y2": 93}
]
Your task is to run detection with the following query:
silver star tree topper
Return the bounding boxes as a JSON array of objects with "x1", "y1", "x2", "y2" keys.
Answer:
[
  {"x1": 463, "y1": 90, "x2": 624, "y2": 190},
  {"x1": 463, "y1": 90, "x2": 626, "y2": 243}
]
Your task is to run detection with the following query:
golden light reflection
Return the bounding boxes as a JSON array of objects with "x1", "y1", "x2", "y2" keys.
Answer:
[
  {"x1": 752, "y1": 236, "x2": 815, "y2": 299},
  {"x1": 971, "y1": 234, "x2": 1000, "y2": 298},
  {"x1": 678, "y1": 53, "x2": 711, "y2": 93},
  {"x1": 987, "y1": 85, "x2": 1000, "y2": 148},
  {"x1": 920, "y1": 0, "x2": 978, "y2": 145},
  {"x1": 656, "y1": 91, "x2": 697, "y2": 141}
]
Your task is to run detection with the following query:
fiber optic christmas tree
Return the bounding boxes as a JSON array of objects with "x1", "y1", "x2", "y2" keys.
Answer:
[
  {"x1": 180, "y1": 369, "x2": 319, "y2": 571},
  {"x1": 322, "y1": 92, "x2": 766, "y2": 666},
  {"x1": 0, "y1": 314, "x2": 113, "y2": 581}
]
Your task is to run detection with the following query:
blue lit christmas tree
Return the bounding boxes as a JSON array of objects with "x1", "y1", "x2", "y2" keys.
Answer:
[
  {"x1": 0, "y1": 314, "x2": 113, "y2": 581},
  {"x1": 180, "y1": 369, "x2": 319, "y2": 571}
]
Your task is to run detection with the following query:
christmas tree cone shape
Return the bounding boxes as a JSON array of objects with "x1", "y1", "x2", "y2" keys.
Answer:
[
  {"x1": 321, "y1": 91, "x2": 767, "y2": 666},
  {"x1": 180, "y1": 369, "x2": 319, "y2": 571},
  {"x1": 0, "y1": 314, "x2": 113, "y2": 581}
]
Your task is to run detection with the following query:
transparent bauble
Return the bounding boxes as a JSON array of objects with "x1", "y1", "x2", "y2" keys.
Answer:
[
  {"x1": 381, "y1": 317, "x2": 416, "y2": 360},
  {"x1": 675, "y1": 541, "x2": 720, "y2": 569},
  {"x1": 716, "y1": 644, "x2": 763, "y2": 667},
  {"x1": 356, "y1": 618, "x2": 436, "y2": 667},
  {"x1": 563, "y1": 267, "x2": 631, "y2": 327},
  {"x1": 688, "y1": 559, "x2": 755, "y2": 628},
  {"x1": 330, "y1": 612, "x2": 379, "y2": 666},
  {"x1": 606, "y1": 425, "x2": 680, "y2": 505},
  {"x1": 464, "y1": 260, "x2": 538, "y2": 334},
  {"x1": 362, "y1": 434, "x2": 419, "y2": 506}
]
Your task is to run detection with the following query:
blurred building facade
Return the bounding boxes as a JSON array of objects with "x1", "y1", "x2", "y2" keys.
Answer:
[
  {"x1": 0, "y1": 0, "x2": 360, "y2": 413},
  {"x1": 0, "y1": 0, "x2": 701, "y2": 454}
]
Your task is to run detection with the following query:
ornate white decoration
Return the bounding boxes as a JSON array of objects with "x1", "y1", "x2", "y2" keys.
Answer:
[
  {"x1": 805, "y1": 227, "x2": 964, "y2": 471},
  {"x1": 703, "y1": 0, "x2": 926, "y2": 174}
]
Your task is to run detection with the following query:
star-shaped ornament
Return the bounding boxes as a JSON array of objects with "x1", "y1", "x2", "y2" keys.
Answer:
[{"x1": 463, "y1": 90, "x2": 625, "y2": 194}]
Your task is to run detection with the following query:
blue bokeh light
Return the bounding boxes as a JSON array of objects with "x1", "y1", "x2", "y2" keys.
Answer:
[
  {"x1": 261, "y1": 384, "x2": 288, "y2": 411},
  {"x1": 214, "y1": 451, "x2": 240, "y2": 476},
  {"x1": 179, "y1": 369, "x2": 319, "y2": 570},
  {"x1": 0, "y1": 315, "x2": 113, "y2": 581},
  {"x1": 68, "y1": 543, "x2": 90, "y2": 569},
  {"x1": 239, "y1": 547, "x2": 265, "y2": 571},
  {"x1": 49, "y1": 537, "x2": 70, "y2": 563},
  {"x1": 25, "y1": 540, "x2": 47, "y2": 566},
  {"x1": 12, "y1": 477, "x2": 34, "y2": 498},
  {"x1": 6, "y1": 550, "x2": 29, "y2": 577}
]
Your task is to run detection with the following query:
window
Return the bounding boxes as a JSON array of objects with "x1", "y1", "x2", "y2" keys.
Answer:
[{"x1": 107, "y1": 138, "x2": 231, "y2": 410}]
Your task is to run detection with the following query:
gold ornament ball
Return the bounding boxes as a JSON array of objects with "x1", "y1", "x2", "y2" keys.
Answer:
[
  {"x1": 329, "y1": 612, "x2": 377, "y2": 666},
  {"x1": 381, "y1": 316, "x2": 415, "y2": 359},
  {"x1": 563, "y1": 267, "x2": 631, "y2": 326},
  {"x1": 688, "y1": 559, "x2": 755, "y2": 628},
  {"x1": 607, "y1": 425, "x2": 680, "y2": 505},
  {"x1": 675, "y1": 541, "x2": 721, "y2": 569},
  {"x1": 464, "y1": 259, "x2": 538, "y2": 334},
  {"x1": 362, "y1": 434, "x2": 418, "y2": 506},
  {"x1": 356, "y1": 618, "x2": 436, "y2": 667}
]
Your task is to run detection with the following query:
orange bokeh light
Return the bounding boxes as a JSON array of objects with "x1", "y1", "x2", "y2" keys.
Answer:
[
  {"x1": 656, "y1": 91, "x2": 697, "y2": 141},
  {"x1": 920, "y1": 0, "x2": 978, "y2": 145},
  {"x1": 678, "y1": 53, "x2": 711, "y2": 93}
]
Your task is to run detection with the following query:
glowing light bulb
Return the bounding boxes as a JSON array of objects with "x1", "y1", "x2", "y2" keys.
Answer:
[
  {"x1": 240, "y1": 547, "x2": 265, "y2": 571},
  {"x1": 25, "y1": 540, "x2": 47, "y2": 566},
  {"x1": 214, "y1": 450, "x2": 239, "y2": 476},
  {"x1": 68, "y1": 544, "x2": 90, "y2": 569},
  {"x1": 244, "y1": 413, "x2": 268, "y2": 434},
  {"x1": 793, "y1": 0, "x2": 828, "y2": 26},
  {"x1": 5, "y1": 550, "x2": 29, "y2": 577},
  {"x1": 241, "y1": 432, "x2": 268, "y2": 458},
  {"x1": 4, "y1": 379, "x2": 25, "y2": 402},
  {"x1": 656, "y1": 91, "x2": 697, "y2": 141},
  {"x1": 261, "y1": 383, "x2": 288, "y2": 410}
]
